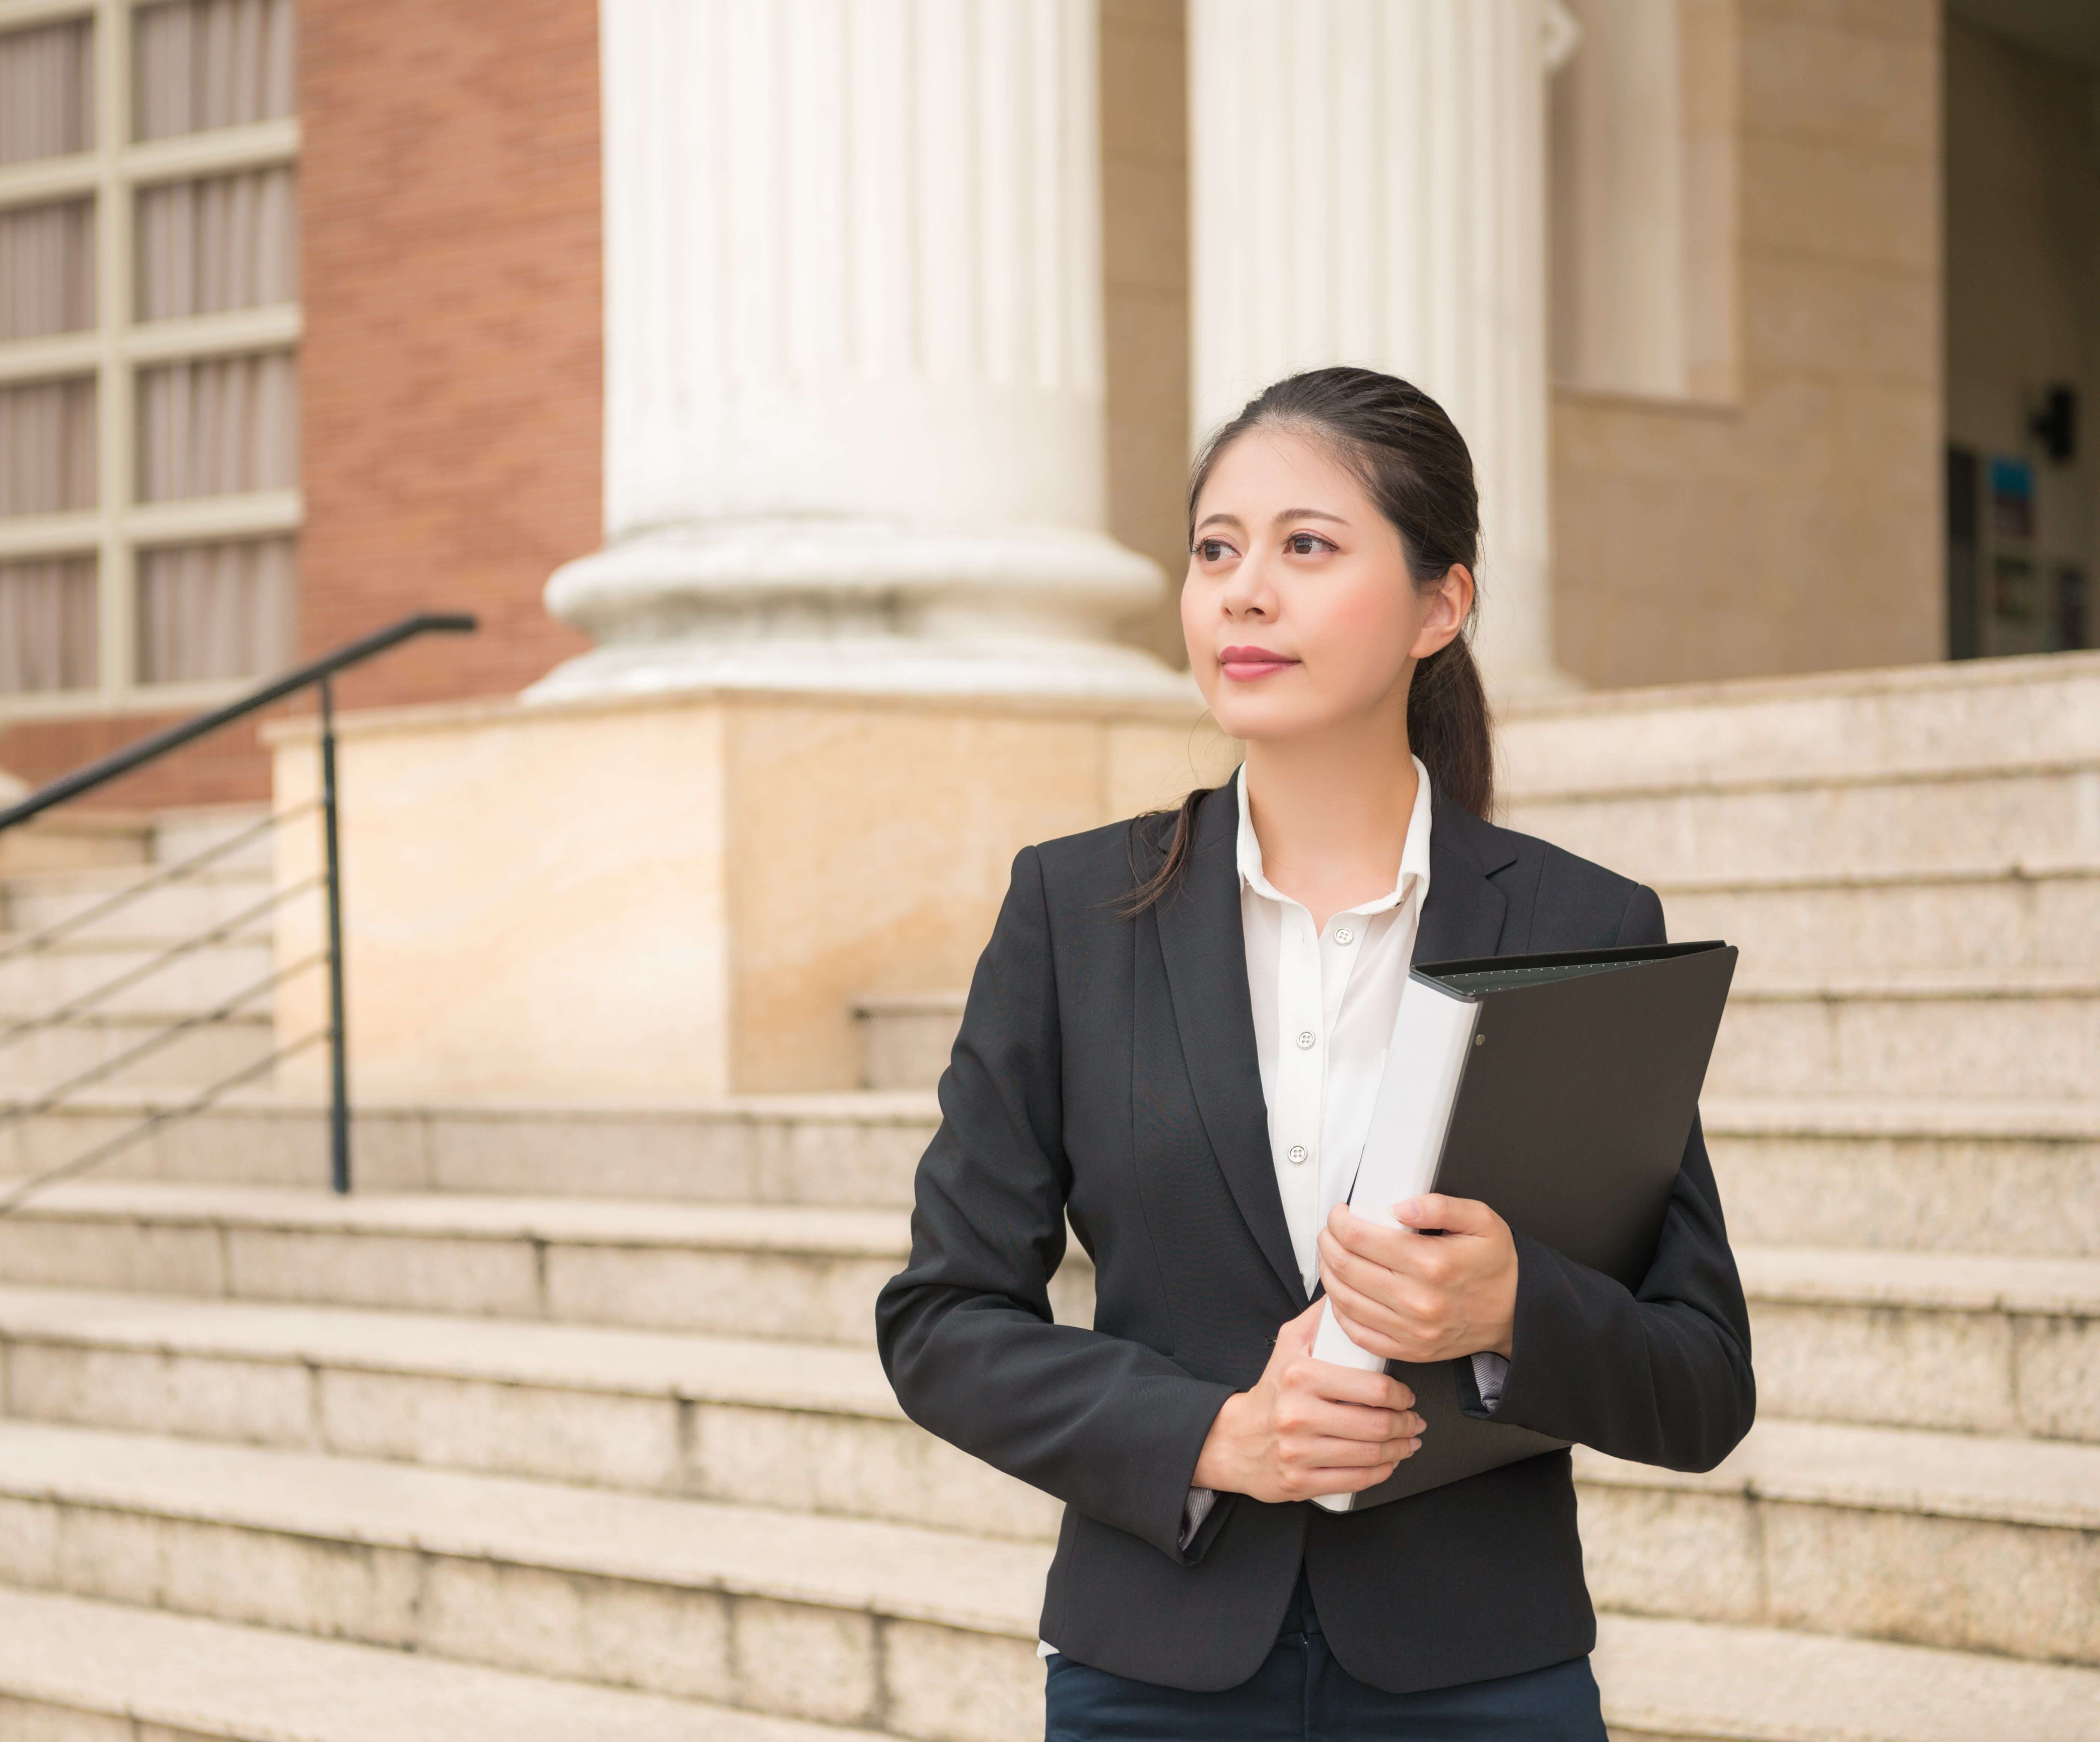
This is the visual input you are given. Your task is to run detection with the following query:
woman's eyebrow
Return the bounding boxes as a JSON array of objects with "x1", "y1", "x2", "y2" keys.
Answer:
[
  {"x1": 1273, "y1": 507, "x2": 1348, "y2": 525},
  {"x1": 1194, "y1": 512, "x2": 1245, "y2": 533}
]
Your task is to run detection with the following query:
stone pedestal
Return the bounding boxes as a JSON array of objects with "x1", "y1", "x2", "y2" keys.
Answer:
[
  {"x1": 533, "y1": 0, "x2": 1183, "y2": 703},
  {"x1": 1186, "y1": 0, "x2": 1579, "y2": 701},
  {"x1": 268, "y1": 688, "x2": 1236, "y2": 1103}
]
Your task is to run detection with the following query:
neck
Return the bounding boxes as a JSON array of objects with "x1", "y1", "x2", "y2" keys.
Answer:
[{"x1": 1242, "y1": 710, "x2": 1420, "y2": 930}]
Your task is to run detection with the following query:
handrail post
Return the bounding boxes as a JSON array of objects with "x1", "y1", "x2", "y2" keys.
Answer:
[{"x1": 320, "y1": 676, "x2": 351, "y2": 1195}]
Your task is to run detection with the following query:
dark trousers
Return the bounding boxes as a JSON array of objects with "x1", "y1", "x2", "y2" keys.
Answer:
[{"x1": 1044, "y1": 1574, "x2": 1608, "y2": 1742}]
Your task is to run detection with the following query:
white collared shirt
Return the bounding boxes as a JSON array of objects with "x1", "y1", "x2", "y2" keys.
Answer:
[
  {"x1": 1236, "y1": 758, "x2": 1436, "y2": 1293},
  {"x1": 1170, "y1": 762, "x2": 1506, "y2": 1558}
]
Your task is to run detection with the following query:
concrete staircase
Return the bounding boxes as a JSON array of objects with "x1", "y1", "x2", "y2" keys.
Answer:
[{"x1": 0, "y1": 653, "x2": 2096, "y2": 1740}]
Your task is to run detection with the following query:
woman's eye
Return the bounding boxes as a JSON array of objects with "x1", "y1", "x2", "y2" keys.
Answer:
[
  {"x1": 1196, "y1": 538, "x2": 1233, "y2": 562},
  {"x1": 1286, "y1": 533, "x2": 1331, "y2": 556}
]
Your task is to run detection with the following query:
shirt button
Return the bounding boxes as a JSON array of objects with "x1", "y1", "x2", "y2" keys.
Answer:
[
  {"x1": 1334, "y1": 926, "x2": 1354, "y2": 944},
  {"x1": 1287, "y1": 1144, "x2": 1310, "y2": 1165},
  {"x1": 1297, "y1": 1030, "x2": 1317, "y2": 1050}
]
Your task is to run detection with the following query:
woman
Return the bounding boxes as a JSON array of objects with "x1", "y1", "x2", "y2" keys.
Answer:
[{"x1": 875, "y1": 368, "x2": 1754, "y2": 1739}]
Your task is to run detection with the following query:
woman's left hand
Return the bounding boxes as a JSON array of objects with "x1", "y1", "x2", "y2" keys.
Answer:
[{"x1": 1317, "y1": 1195, "x2": 1518, "y2": 1364}]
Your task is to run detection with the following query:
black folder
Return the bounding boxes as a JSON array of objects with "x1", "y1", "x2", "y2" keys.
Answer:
[{"x1": 1331, "y1": 938, "x2": 1737, "y2": 1510}]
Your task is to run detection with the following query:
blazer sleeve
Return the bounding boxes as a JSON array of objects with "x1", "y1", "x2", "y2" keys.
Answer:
[
  {"x1": 874, "y1": 846, "x2": 1238, "y2": 1562},
  {"x1": 1485, "y1": 882, "x2": 1757, "y2": 1472}
]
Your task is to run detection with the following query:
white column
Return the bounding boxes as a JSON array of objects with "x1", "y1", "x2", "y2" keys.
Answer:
[
  {"x1": 1188, "y1": 0, "x2": 1578, "y2": 700},
  {"x1": 531, "y1": 0, "x2": 1182, "y2": 702}
]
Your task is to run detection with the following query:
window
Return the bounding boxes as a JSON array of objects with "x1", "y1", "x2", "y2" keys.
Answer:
[
  {"x1": 1549, "y1": 0, "x2": 1739, "y2": 403},
  {"x1": 0, "y1": 0, "x2": 297, "y2": 711}
]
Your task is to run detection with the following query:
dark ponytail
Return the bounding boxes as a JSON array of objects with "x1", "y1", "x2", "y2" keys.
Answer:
[{"x1": 1128, "y1": 366, "x2": 1493, "y2": 913}]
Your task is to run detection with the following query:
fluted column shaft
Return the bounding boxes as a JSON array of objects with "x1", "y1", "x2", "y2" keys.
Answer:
[
  {"x1": 1188, "y1": 0, "x2": 1576, "y2": 699},
  {"x1": 536, "y1": 0, "x2": 1178, "y2": 701}
]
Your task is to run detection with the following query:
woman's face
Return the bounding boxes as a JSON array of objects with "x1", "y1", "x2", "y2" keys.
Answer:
[{"x1": 1182, "y1": 426, "x2": 1470, "y2": 746}]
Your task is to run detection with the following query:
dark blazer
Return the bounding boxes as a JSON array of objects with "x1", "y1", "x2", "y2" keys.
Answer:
[{"x1": 874, "y1": 782, "x2": 1755, "y2": 1694}]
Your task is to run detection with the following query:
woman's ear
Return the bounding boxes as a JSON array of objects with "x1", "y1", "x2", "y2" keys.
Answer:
[{"x1": 1408, "y1": 563, "x2": 1474, "y2": 661}]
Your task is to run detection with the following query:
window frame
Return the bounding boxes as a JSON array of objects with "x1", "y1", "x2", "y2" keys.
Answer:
[{"x1": 0, "y1": 0, "x2": 299, "y2": 720}]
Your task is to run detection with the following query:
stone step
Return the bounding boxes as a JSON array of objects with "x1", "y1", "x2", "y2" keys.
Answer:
[
  {"x1": 0, "y1": 1593, "x2": 2092, "y2": 1742},
  {"x1": 1496, "y1": 648, "x2": 2100, "y2": 801},
  {"x1": 852, "y1": 968, "x2": 2100, "y2": 1101},
  {"x1": 0, "y1": 1180, "x2": 1101, "y2": 1340},
  {"x1": 0, "y1": 1418, "x2": 1048, "y2": 1742},
  {"x1": 0, "y1": 1586, "x2": 893, "y2": 1742},
  {"x1": 0, "y1": 866, "x2": 279, "y2": 941},
  {"x1": 854, "y1": 992, "x2": 966, "y2": 1093},
  {"x1": 1502, "y1": 762, "x2": 2100, "y2": 885},
  {"x1": 1659, "y1": 864, "x2": 2100, "y2": 975},
  {"x1": 0, "y1": 1416, "x2": 2096, "y2": 1741},
  {"x1": 148, "y1": 804, "x2": 277, "y2": 873},
  {"x1": 856, "y1": 993, "x2": 966, "y2": 1092},
  {"x1": 1709, "y1": 970, "x2": 2100, "y2": 1102},
  {"x1": 0, "y1": 1011, "x2": 278, "y2": 1091},
  {"x1": 0, "y1": 809, "x2": 151, "y2": 876},
  {"x1": 1, "y1": 1229, "x2": 2086, "y2": 1518},
  {"x1": 1576, "y1": 1416, "x2": 2100, "y2": 1667},
  {"x1": 0, "y1": 1285, "x2": 1057, "y2": 1540},
  {"x1": 1591, "y1": 1609, "x2": 2100, "y2": 1742},
  {"x1": 18, "y1": 1091, "x2": 2100, "y2": 1263},
  {"x1": 0, "y1": 935, "x2": 275, "y2": 1016},
  {"x1": 0, "y1": 1088, "x2": 940, "y2": 1204},
  {"x1": 1740, "y1": 1247, "x2": 2100, "y2": 1442},
  {"x1": 1706, "y1": 1097, "x2": 2100, "y2": 1256}
]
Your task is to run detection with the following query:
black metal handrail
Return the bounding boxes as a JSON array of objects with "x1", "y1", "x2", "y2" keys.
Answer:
[{"x1": 0, "y1": 611, "x2": 476, "y2": 1210}]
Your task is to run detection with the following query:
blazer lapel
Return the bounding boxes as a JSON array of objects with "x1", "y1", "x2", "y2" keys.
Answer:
[
  {"x1": 1413, "y1": 786, "x2": 1518, "y2": 967},
  {"x1": 1149, "y1": 784, "x2": 1306, "y2": 1305}
]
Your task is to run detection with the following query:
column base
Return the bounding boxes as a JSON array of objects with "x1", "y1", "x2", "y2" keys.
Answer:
[{"x1": 530, "y1": 518, "x2": 1192, "y2": 704}]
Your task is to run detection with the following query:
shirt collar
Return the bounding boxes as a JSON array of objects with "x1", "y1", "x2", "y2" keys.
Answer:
[{"x1": 1233, "y1": 757, "x2": 1435, "y2": 917}]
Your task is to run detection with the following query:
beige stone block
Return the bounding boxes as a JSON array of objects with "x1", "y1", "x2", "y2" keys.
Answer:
[
  {"x1": 747, "y1": 1110, "x2": 932, "y2": 1209},
  {"x1": 732, "y1": 1595, "x2": 880, "y2": 1726},
  {"x1": 0, "y1": 1021, "x2": 268, "y2": 1092},
  {"x1": 1710, "y1": 989, "x2": 2100, "y2": 1103},
  {"x1": 1742, "y1": 15, "x2": 1935, "y2": 151},
  {"x1": 0, "y1": 1696, "x2": 132, "y2": 1742},
  {"x1": 2016, "y1": 1318, "x2": 2100, "y2": 1442},
  {"x1": 0, "y1": 1496, "x2": 59, "y2": 1586},
  {"x1": 725, "y1": 705, "x2": 1106, "y2": 1095},
  {"x1": 430, "y1": 1110, "x2": 756, "y2": 1202},
  {"x1": 0, "y1": 1218, "x2": 217, "y2": 1294},
  {"x1": 413, "y1": 1559, "x2": 737, "y2": 1704},
  {"x1": 1742, "y1": 0, "x2": 1936, "y2": 43},
  {"x1": 414, "y1": 1556, "x2": 585, "y2": 1682},
  {"x1": 1575, "y1": 1486, "x2": 1767, "y2": 1627},
  {"x1": 273, "y1": 700, "x2": 736, "y2": 1105},
  {"x1": 576, "y1": 1574, "x2": 734, "y2": 1703},
  {"x1": 316, "y1": 1369, "x2": 682, "y2": 1489},
  {"x1": 6, "y1": 1344, "x2": 315, "y2": 1446},
  {"x1": 1749, "y1": 1301, "x2": 2018, "y2": 1434},
  {"x1": 1743, "y1": 255, "x2": 1935, "y2": 383},
  {"x1": 1761, "y1": 1500, "x2": 2100, "y2": 1663},
  {"x1": 1102, "y1": 164, "x2": 1186, "y2": 294},
  {"x1": 1712, "y1": 1128, "x2": 2100, "y2": 1257},
  {"x1": 53, "y1": 1506, "x2": 163, "y2": 1607},
  {"x1": 541, "y1": 1245, "x2": 894, "y2": 1341},
  {"x1": 274, "y1": 688, "x2": 1215, "y2": 1102},
  {"x1": 223, "y1": 1230, "x2": 539, "y2": 1316},
  {"x1": 153, "y1": 1515, "x2": 420, "y2": 1648},
  {"x1": 882, "y1": 1619, "x2": 1044, "y2": 1742},
  {"x1": 688, "y1": 1402, "x2": 1061, "y2": 1541},
  {"x1": 1505, "y1": 767, "x2": 2100, "y2": 885},
  {"x1": 1742, "y1": 138, "x2": 1935, "y2": 272}
]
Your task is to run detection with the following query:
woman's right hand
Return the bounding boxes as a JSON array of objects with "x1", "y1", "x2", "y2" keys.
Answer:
[{"x1": 1191, "y1": 1301, "x2": 1425, "y2": 1504}]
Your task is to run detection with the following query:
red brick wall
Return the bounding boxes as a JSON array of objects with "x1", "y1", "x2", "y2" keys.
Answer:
[{"x1": 1, "y1": 0, "x2": 603, "y2": 811}]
